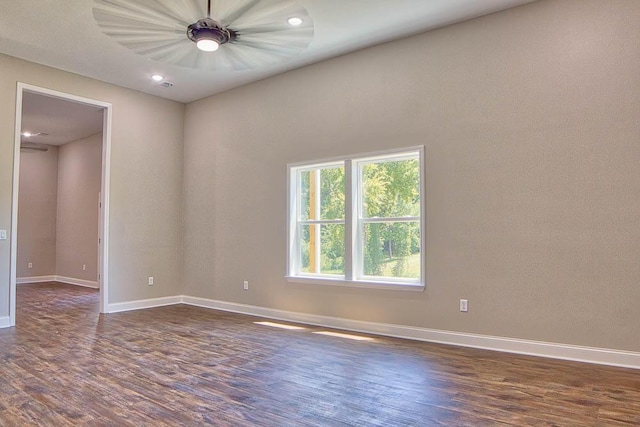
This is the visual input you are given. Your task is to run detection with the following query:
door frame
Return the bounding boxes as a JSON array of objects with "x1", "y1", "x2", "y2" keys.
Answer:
[{"x1": 10, "y1": 83, "x2": 112, "y2": 325}]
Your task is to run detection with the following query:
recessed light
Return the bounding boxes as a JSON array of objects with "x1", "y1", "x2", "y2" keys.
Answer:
[
  {"x1": 151, "y1": 74, "x2": 164, "y2": 82},
  {"x1": 287, "y1": 17, "x2": 303, "y2": 26},
  {"x1": 21, "y1": 131, "x2": 47, "y2": 137}
]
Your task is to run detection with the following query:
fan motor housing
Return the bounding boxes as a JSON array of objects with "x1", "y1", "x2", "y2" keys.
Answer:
[{"x1": 187, "y1": 18, "x2": 234, "y2": 46}]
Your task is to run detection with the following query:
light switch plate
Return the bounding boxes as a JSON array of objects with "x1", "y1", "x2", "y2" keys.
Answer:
[{"x1": 0, "y1": 230, "x2": 6, "y2": 240}]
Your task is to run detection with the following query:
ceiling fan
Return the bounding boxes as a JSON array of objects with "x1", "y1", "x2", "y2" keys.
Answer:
[{"x1": 93, "y1": 0, "x2": 314, "y2": 70}]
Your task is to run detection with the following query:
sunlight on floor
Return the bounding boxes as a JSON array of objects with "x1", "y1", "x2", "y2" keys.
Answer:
[
  {"x1": 254, "y1": 321, "x2": 306, "y2": 330},
  {"x1": 254, "y1": 321, "x2": 375, "y2": 341},
  {"x1": 313, "y1": 331, "x2": 375, "y2": 342}
]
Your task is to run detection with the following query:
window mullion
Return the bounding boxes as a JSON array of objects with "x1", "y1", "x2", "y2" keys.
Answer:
[
  {"x1": 361, "y1": 216, "x2": 420, "y2": 223},
  {"x1": 301, "y1": 220, "x2": 346, "y2": 227},
  {"x1": 289, "y1": 170, "x2": 300, "y2": 276},
  {"x1": 344, "y1": 160, "x2": 353, "y2": 280},
  {"x1": 313, "y1": 169, "x2": 321, "y2": 274},
  {"x1": 354, "y1": 160, "x2": 363, "y2": 280}
]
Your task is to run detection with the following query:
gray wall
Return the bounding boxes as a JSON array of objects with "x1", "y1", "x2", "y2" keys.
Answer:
[
  {"x1": 17, "y1": 133, "x2": 102, "y2": 283},
  {"x1": 56, "y1": 133, "x2": 102, "y2": 282},
  {"x1": 0, "y1": 54, "x2": 185, "y2": 317},
  {"x1": 17, "y1": 146, "x2": 58, "y2": 277},
  {"x1": 183, "y1": 0, "x2": 640, "y2": 352},
  {"x1": 3, "y1": 0, "x2": 640, "y2": 354}
]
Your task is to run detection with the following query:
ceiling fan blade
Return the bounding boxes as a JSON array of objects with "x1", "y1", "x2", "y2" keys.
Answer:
[
  {"x1": 217, "y1": 0, "x2": 261, "y2": 27},
  {"x1": 217, "y1": 46, "x2": 261, "y2": 69},
  {"x1": 94, "y1": 0, "x2": 194, "y2": 28},
  {"x1": 97, "y1": 28, "x2": 184, "y2": 45},
  {"x1": 235, "y1": 39, "x2": 306, "y2": 56},
  {"x1": 93, "y1": 0, "x2": 314, "y2": 71},
  {"x1": 130, "y1": 38, "x2": 190, "y2": 56},
  {"x1": 238, "y1": 26, "x2": 313, "y2": 44},
  {"x1": 98, "y1": 26, "x2": 183, "y2": 36},
  {"x1": 236, "y1": 24, "x2": 303, "y2": 36}
]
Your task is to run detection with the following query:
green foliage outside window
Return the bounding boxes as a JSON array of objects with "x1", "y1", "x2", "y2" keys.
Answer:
[
  {"x1": 296, "y1": 154, "x2": 421, "y2": 280},
  {"x1": 299, "y1": 167, "x2": 345, "y2": 274},
  {"x1": 361, "y1": 159, "x2": 420, "y2": 279}
]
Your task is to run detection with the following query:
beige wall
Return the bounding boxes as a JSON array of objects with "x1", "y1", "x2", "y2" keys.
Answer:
[
  {"x1": 56, "y1": 133, "x2": 102, "y2": 281},
  {"x1": 16, "y1": 145, "x2": 58, "y2": 277},
  {"x1": 183, "y1": 0, "x2": 640, "y2": 352},
  {"x1": 3, "y1": 0, "x2": 640, "y2": 354},
  {"x1": 17, "y1": 133, "x2": 102, "y2": 283},
  {"x1": 0, "y1": 54, "x2": 185, "y2": 317}
]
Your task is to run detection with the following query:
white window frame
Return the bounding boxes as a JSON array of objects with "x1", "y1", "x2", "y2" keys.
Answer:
[
  {"x1": 291, "y1": 161, "x2": 345, "y2": 280},
  {"x1": 287, "y1": 146, "x2": 425, "y2": 291}
]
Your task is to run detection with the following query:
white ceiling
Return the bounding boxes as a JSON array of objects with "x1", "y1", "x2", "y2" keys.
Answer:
[
  {"x1": 0, "y1": 0, "x2": 537, "y2": 104},
  {"x1": 21, "y1": 92, "x2": 104, "y2": 146}
]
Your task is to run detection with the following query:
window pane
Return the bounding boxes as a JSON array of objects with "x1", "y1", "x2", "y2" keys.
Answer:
[
  {"x1": 362, "y1": 222, "x2": 420, "y2": 279},
  {"x1": 299, "y1": 170, "x2": 311, "y2": 220},
  {"x1": 290, "y1": 149, "x2": 423, "y2": 286},
  {"x1": 299, "y1": 223, "x2": 345, "y2": 275},
  {"x1": 299, "y1": 167, "x2": 344, "y2": 221},
  {"x1": 361, "y1": 158, "x2": 420, "y2": 218}
]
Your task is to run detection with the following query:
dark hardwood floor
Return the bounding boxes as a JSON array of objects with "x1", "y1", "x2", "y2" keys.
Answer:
[{"x1": 0, "y1": 283, "x2": 639, "y2": 426}]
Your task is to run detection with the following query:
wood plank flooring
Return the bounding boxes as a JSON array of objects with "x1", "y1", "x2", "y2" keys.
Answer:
[{"x1": 0, "y1": 282, "x2": 639, "y2": 426}]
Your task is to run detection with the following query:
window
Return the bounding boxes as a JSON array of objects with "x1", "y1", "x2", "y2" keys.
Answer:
[{"x1": 287, "y1": 147, "x2": 424, "y2": 289}]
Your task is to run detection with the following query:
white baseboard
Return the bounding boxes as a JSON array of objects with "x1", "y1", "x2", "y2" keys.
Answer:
[
  {"x1": 17, "y1": 275, "x2": 56, "y2": 284},
  {"x1": 107, "y1": 296, "x2": 183, "y2": 313},
  {"x1": 55, "y1": 276, "x2": 99, "y2": 289},
  {"x1": 73, "y1": 292, "x2": 640, "y2": 369},
  {"x1": 0, "y1": 316, "x2": 10, "y2": 328},
  {"x1": 17, "y1": 275, "x2": 98, "y2": 288},
  {"x1": 181, "y1": 296, "x2": 640, "y2": 370}
]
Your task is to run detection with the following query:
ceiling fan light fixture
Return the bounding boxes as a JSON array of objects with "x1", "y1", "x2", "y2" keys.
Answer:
[
  {"x1": 187, "y1": 18, "x2": 230, "y2": 52},
  {"x1": 196, "y1": 38, "x2": 219, "y2": 52},
  {"x1": 93, "y1": 0, "x2": 315, "y2": 70}
]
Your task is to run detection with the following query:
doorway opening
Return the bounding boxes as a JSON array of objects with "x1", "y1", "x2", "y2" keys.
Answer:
[{"x1": 10, "y1": 83, "x2": 112, "y2": 325}]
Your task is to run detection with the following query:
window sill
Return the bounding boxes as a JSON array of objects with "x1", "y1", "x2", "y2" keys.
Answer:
[{"x1": 285, "y1": 276, "x2": 425, "y2": 292}]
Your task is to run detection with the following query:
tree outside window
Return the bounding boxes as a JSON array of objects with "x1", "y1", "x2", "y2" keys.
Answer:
[{"x1": 288, "y1": 147, "x2": 423, "y2": 289}]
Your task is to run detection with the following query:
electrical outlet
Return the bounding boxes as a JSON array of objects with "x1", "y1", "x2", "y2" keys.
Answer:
[
  {"x1": 243, "y1": 280, "x2": 249, "y2": 291},
  {"x1": 82, "y1": 264, "x2": 86, "y2": 271},
  {"x1": 28, "y1": 262, "x2": 33, "y2": 269},
  {"x1": 460, "y1": 299, "x2": 468, "y2": 312},
  {"x1": 148, "y1": 276, "x2": 154, "y2": 286}
]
